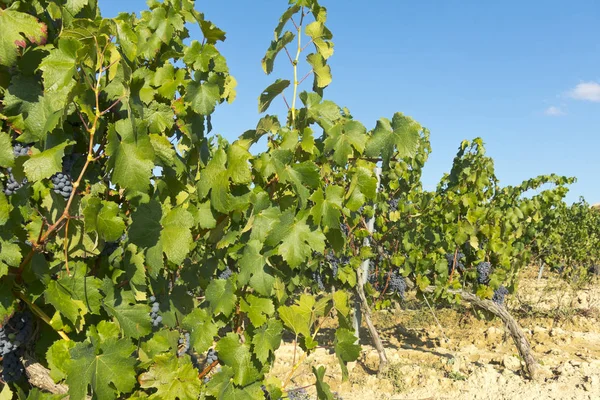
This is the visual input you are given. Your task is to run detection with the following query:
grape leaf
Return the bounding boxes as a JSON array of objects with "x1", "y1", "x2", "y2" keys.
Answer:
[
  {"x1": 267, "y1": 211, "x2": 325, "y2": 268},
  {"x1": 23, "y1": 142, "x2": 73, "y2": 182},
  {"x1": 262, "y1": 31, "x2": 295, "y2": 75},
  {"x1": 306, "y1": 53, "x2": 331, "y2": 89},
  {"x1": 251, "y1": 319, "x2": 283, "y2": 364},
  {"x1": 182, "y1": 308, "x2": 218, "y2": 354},
  {"x1": 216, "y1": 333, "x2": 261, "y2": 386},
  {"x1": 205, "y1": 279, "x2": 237, "y2": 317},
  {"x1": 46, "y1": 339, "x2": 75, "y2": 382},
  {"x1": 258, "y1": 79, "x2": 290, "y2": 113},
  {"x1": 239, "y1": 295, "x2": 274, "y2": 327},
  {"x1": 185, "y1": 81, "x2": 220, "y2": 115},
  {"x1": 0, "y1": 132, "x2": 14, "y2": 168},
  {"x1": 39, "y1": 38, "x2": 80, "y2": 92},
  {"x1": 102, "y1": 280, "x2": 152, "y2": 339},
  {"x1": 160, "y1": 208, "x2": 193, "y2": 265},
  {"x1": 323, "y1": 120, "x2": 367, "y2": 165},
  {"x1": 138, "y1": 354, "x2": 202, "y2": 400},
  {"x1": 0, "y1": 8, "x2": 47, "y2": 67},
  {"x1": 58, "y1": 262, "x2": 103, "y2": 315},
  {"x1": 313, "y1": 366, "x2": 334, "y2": 400},
  {"x1": 66, "y1": 338, "x2": 137, "y2": 400},
  {"x1": 44, "y1": 280, "x2": 86, "y2": 327},
  {"x1": 106, "y1": 120, "x2": 155, "y2": 193},
  {"x1": 364, "y1": 112, "x2": 421, "y2": 167},
  {"x1": 334, "y1": 328, "x2": 360, "y2": 381},
  {"x1": 309, "y1": 185, "x2": 344, "y2": 229},
  {"x1": 83, "y1": 198, "x2": 126, "y2": 242},
  {"x1": 129, "y1": 200, "x2": 162, "y2": 248}
]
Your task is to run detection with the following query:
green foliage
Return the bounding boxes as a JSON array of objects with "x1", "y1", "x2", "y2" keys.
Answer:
[{"x1": 0, "y1": 1, "x2": 585, "y2": 399}]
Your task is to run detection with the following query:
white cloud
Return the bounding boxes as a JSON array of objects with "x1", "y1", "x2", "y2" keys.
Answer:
[
  {"x1": 544, "y1": 106, "x2": 565, "y2": 116},
  {"x1": 568, "y1": 81, "x2": 600, "y2": 102}
]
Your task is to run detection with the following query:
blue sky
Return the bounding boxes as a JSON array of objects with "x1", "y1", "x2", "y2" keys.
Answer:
[{"x1": 99, "y1": 0, "x2": 600, "y2": 204}]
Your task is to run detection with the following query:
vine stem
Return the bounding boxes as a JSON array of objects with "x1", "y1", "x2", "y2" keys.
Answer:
[
  {"x1": 290, "y1": 7, "x2": 305, "y2": 125},
  {"x1": 15, "y1": 292, "x2": 70, "y2": 341}
]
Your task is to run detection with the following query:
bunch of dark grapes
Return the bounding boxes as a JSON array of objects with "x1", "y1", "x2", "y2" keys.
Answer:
[
  {"x1": 445, "y1": 252, "x2": 465, "y2": 274},
  {"x1": 312, "y1": 270, "x2": 325, "y2": 291},
  {"x1": 339, "y1": 221, "x2": 349, "y2": 237},
  {"x1": 12, "y1": 143, "x2": 31, "y2": 158},
  {"x1": 388, "y1": 197, "x2": 400, "y2": 212},
  {"x1": 51, "y1": 172, "x2": 73, "y2": 200},
  {"x1": 325, "y1": 252, "x2": 346, "y2": 278},
  {"x1": 388, "y1": 270, "x2": 407, "y2": 298},
  {"x1": 492, "y1": 285, "x2": 509, "y2": 305},
  {"x1": 177, "y1": 332, "x2": 191, "y2": 357},
  {"x1": 476, "y1": 261, "x2": 491, "y2": 284},
  {"x1": 148, "y1": 296, "x2": 162, "y2": 327},
  {"x1": 287, "y1": 387, "x2": 311, "y2": 400},
  {"x1": 588, "y1": 265, "x2": 599, "y2": 276},
  {"x1": 205, "y1": 348, "x2": 218, "y2": 366},
  {"x1": 218, "y1": 267, "x2": 233, "y2": 280},
  {"x1": 3, "y1": 168, "x2": 28, "y2": 196},
  {"x1": 0, "y1": 311, "x2": 33, "y2": 382}
]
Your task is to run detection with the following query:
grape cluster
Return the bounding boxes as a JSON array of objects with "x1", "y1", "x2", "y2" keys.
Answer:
[
  {"x1": 148, "y1": 296, "x2": 162, "y2": 327},
  {"x1": 177, "y1": 332, "x2": 191, "y2": 357},
  {"x1": 339, "y1": 222, "x2": 349, "y2": 237},
  {"x1": 12, "y1": 143, "x2": 31, "y2": 158},
  {"x1": 51, "y1": 172, "x2": 73, "y2": 200},
  {"x1": 325, "y1": 252, "x2": 346, "y2": 278},
  {"x1": 287, "y1": 388, "x2": 310, "y2": 400},
  {"x1": 388, "y1": 270, "x2": 407, "y2": 298},
  {"x1": 388, "y1": 197, "x2": 400, "y2": 212},
  {"x1": 445, "y1": 252, "x2": 465, "y2": 274},
  {"x1": 0, "y1": 311, "x2": 33, "y2": 382},
  {"x1": 205, "y1": 348, "x2": 218, "y2": 366},
  {"x1": 476, "y1": 261, "x2": 491, "y2": 284},
  {"x1": 3, "y1": 168, "x2": 28, "y2": 196},
  {"x1": 312, "y1": 270, "x2": 325, "y2": 291},
  {"x1": 218, "y1": 267, "x2": 233, "y2": 280},
  {"x1": 588, "y1": 265, "x2": 599, "y2": 276},
  {"x1": 492, "y1": 285, "x2": 509, "y2": 305}
]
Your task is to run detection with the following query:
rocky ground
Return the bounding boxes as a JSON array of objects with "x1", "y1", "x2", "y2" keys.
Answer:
[{"x1": 270, "y1": 269, "x2": 600, "y2": 399}]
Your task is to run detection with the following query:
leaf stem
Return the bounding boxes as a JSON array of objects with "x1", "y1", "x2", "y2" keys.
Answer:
[{"x1": 290, "y1": 8, "x2": 305, "y2": 125}]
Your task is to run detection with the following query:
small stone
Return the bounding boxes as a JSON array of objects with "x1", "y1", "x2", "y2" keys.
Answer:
[{"x1": 503, "y1": 355, "x2": 521, "y2": 371}]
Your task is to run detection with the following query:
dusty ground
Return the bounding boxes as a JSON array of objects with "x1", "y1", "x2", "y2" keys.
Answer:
[{"x1": 270, "y1": 269, "x2": 600, "y2": 399}]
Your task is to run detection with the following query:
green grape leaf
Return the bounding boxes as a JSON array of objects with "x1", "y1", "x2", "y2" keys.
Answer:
[
  {"x1": 160, "y1": 208, "x2": 193, "y2": 265},
  {"x1": 44, "y1": 281, "x2": 86, "y2": 327},
  {"x1": 182, "y1": 308, "x2": 218, "y2": 355},
  {"x1": 262, "y1": 31, "x2": 295, "y2": 75},
  {"x1": 102, "y1": 280, "x2": 152, "y2": 339},
  {"x1": 346, "y1": 166, "x2": 378, "y2": 211},
  {"x1": 0, "y1": 8, "x2": 48, "y2": 67},
  {"x1": 0, "y1": 240, "x2": 21, "y2": 279},
  {"x1": 268, "y1": 211, "x2": 325, "y2": 268},
  {"x1": 65, "y1": 0, "x2": 88, "y2": 14},
  {"x1": 313, "y1": 366, "x2": 334, "y2": 400},
  {"x1": 58, "y1": 263, "x2": 103, "y2": 315},
  {"x1": 227, "y1": 140, "x2": 252, "y2": 184},
  {"x1": 278, "y1": 304, "x2": 310, "y2": 337},
  {"x1": 23, "y1": 142, "x2": 72, "y2": 182},
  {"x1": 258, "y1": 79, "x2": 290, "y2": 113},
  {"x1": 334, "y1": 328, "x2": 360, "y2": 381},
  {"x1": 216, "y1": 333, "x2": 261, "y2": 386},
  {"x1": 46, "y1": 339, "x2": 75, "y2": 382},
  {"x1": 323, "y1": 120, "x2": 367, "y2": 165},
  {"x1": 66, "y1": 338, "x2": 137, "y2": 400},
  {"x1": 106, "y1": 121, "x2": 155, "y2": 193},
  {"x1": 83, "y1": 198, "x2": 126, "y2": 242},
  {"x1": 239, "y1": 295, "x2": 274, "y2": 327},
  {"x1": 205, "y1": 279, "x2": 237, "y2": 317},
  {"x1": 138, "y1": 354, "x2": 202, "y2": 400},
  {"x1": 251, "y1": 319, "x2": 283, "y2": 364},
  {"x1": 0, "y1": 132, "x2": 14, "y2": 168},
  {"x1": 129, "y1": 200, "x2": 162, "y2": 248},
  {"x1": 39, "y1": 38, "x2": 80, "y2": 92},
  {"x1": 186, "y1": 81, "x2": 220, "y2": 115},
  {"x1": 306, "y1": 53, "x2": 332, "y2": 89},
  {"x1": 365, "y1": 112, "x2": 421, "y2": 167},
  {"x1": 0, "y1": 192, "x2": 10, "y2": 227},
  {"x1": 310, "y1": 185, "x2": 344, "y2": 229}
]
